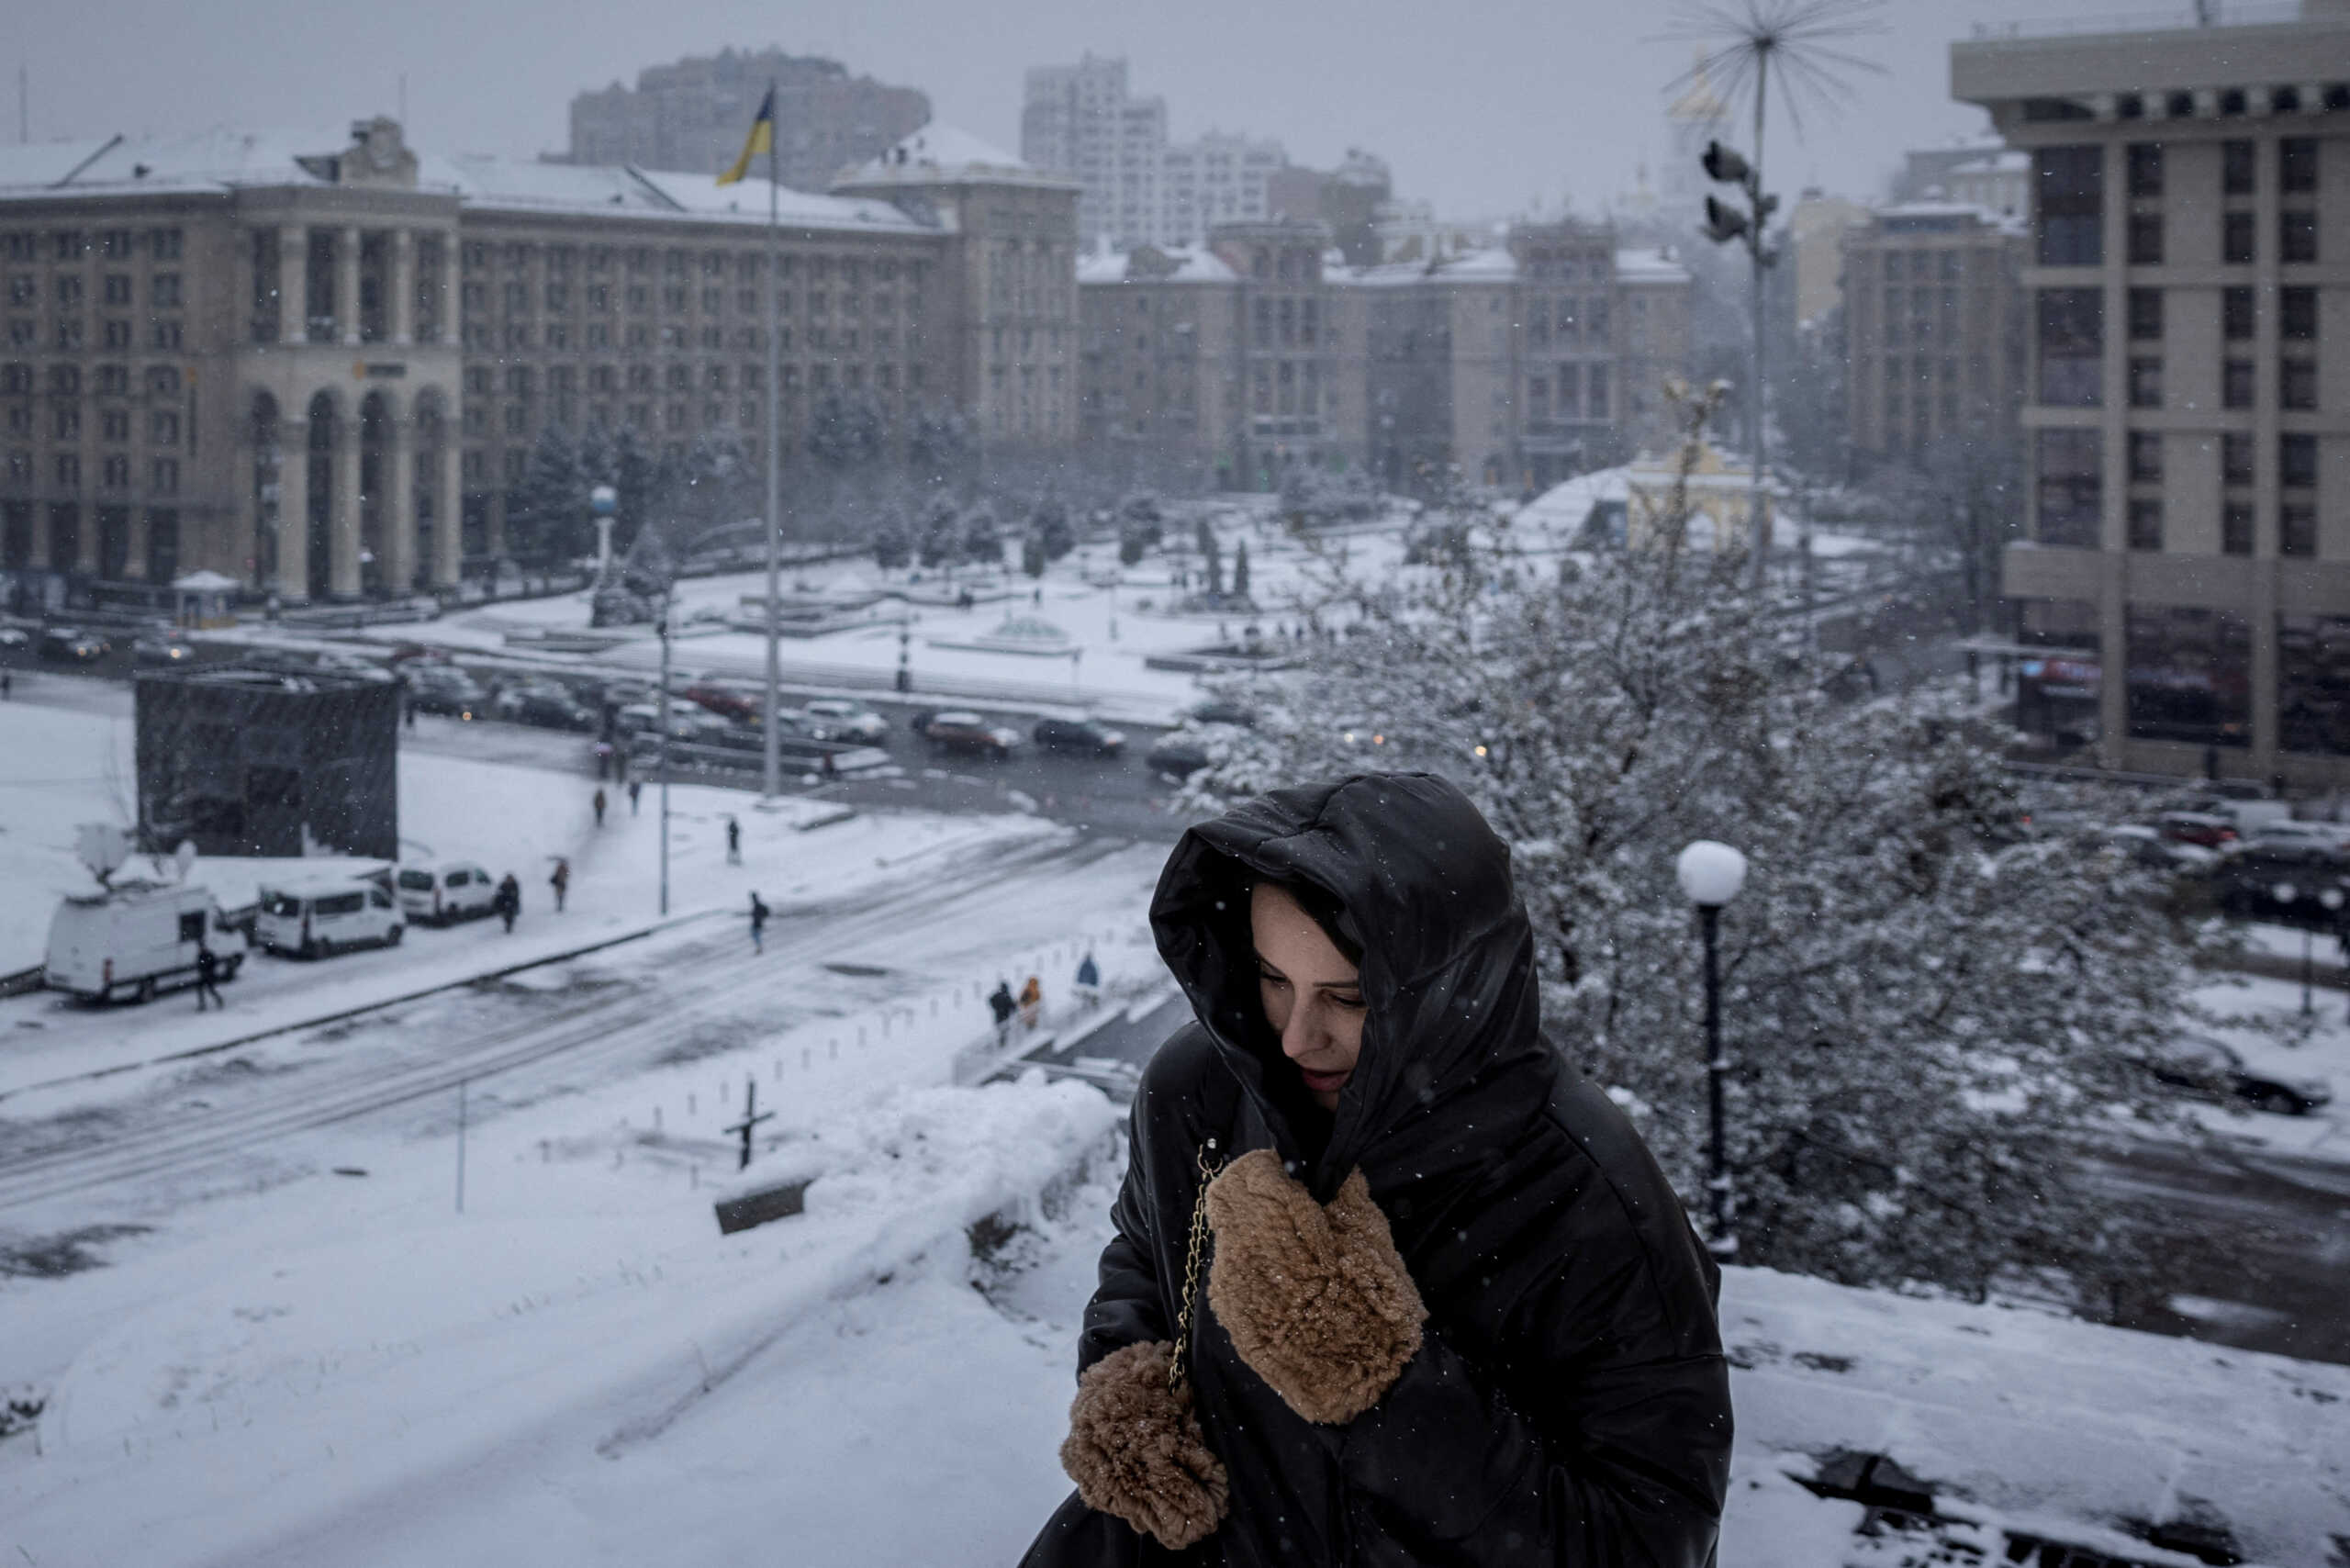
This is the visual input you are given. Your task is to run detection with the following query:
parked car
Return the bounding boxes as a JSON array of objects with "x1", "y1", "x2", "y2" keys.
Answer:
[
  {"x1": 925, "y1": 711, "x2": 1024, "y2": 760},
  {"x1": 2210, "y1": 842, "x2": 2350, "y2": 924},
  {"x1": 406, "y1": 667, "x2": 487, "y2": 719},
  {"x1": 39, "y1": 626, "x2": 108, "y2": 662},
  {"x1": 2241, "y1": 820, "x2": 2350, "y2": 856},
  {"x1": 801, "y1": 698, "x2": 890, "y2": 743},
  {"x1": 2143, "y1": 1034, "x2": 2335, "y2": 1116},
  {"x1": 394, "y1": 861, "x2": 498, "y2": 924},
  {"x1": 308, "y1": 649, "x2": 397, "y2": 684},
  {"x1": 1187, "y1": 700, "x2": 1259, "y2": 728},
  {"x1": 683, "y1": 683, "x2": 761, "y2": 724},
  {"x1": 495, "y1": 683, "x2": 598, "y2": 732},
  {"x1": 44, "y1": 880, "x2": 246, "y2": 1003},
  {"x1": 131, "y1": 631, "x2": 196, "y2": 666},
  {"x1": 904, "y1": 708, "x2": 945, "y2": 740},
  {"x1": 1146, "y1": 734, "x2": 1214, "y2": 778},
  {"x1": 254, "y1": 878, "x2": 404, "y2": 958},
  {"x1": 0, "y1": 625, "x2": 29, "y2": 650},
  {"x1": 615, "y1": 699, "x2": 713, "y2": 736},
  {"x1": 1032, "y1": 716, "x2": 1126, "y2": 756},
  {"x1": 386, "y1": 642, "x2": 454, "y2": 666},
  {"x1": 2098, "y1": 823, "x2": 2217, "y2": 873},
  {"x1": 2157, "y1": 812, "x2": 2239, "y2": 850}
]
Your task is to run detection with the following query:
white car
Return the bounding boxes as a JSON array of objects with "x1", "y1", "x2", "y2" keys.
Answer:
[
  {"x1": 394, "y1": 861, "x2": 498, "y2": 925},
  {"x1": 308, "y1": 649, "x2": 397, "y2": 684},
  {"x1": 801, "y1": 699, "x2": 890, "y2": 743},
  {"x1": 0, "y1": 626, "x2": 28, "y2": 649},
  {"x1": 255, "y1": 878, "x2": 404, "y2": 958}
]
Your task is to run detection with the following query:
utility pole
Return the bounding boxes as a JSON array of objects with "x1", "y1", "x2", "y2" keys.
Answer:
[
  {"x1": 761, "y1": 75, "x2": 784, "y2": 803},
  {"x1": 1700, "y1": 130, "x2": 1778, "y2": 590},
  {"x1": 724, "y1": 1080, "x2": 775, "y2": 1172},
  {"x1": 657, "y1": 592, "x2": 673, "y2": 916}
]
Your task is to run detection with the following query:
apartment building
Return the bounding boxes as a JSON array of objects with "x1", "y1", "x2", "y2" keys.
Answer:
[
  {"x1": 1953, "y1": 0, "x2": 2350, "y2": 784},
  {"x1": 1841, "y1": 202, "x2": 2029, "y2": 461},
  {"x1": 565, "y1": 48, "x2": 929, "y2": 195},
  {"x1": 1077, "y1": 217, "x2": 1691, "y2": 493},
  {"x1": 0, "y1": 118, "x2": 1075, "y2": 605}
]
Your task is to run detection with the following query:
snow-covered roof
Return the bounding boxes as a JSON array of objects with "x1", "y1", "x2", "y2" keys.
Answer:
[
  {"x1": 835, "y1": 123, "x2": 1074, "y2": 192},
  {"x1": 1330, "y1": 245, "x2": 1690, "y2": 289},
  {"x1": 1076, "y1": 245, "x2": 1240, "y2": 286},
  {"x1": 1615, "y1": 246, "x2": 1690, "y2": 284},
  {"x1": 0, "y1": 126, "x2": 932, "y2": 235},
  {"x1": 1515, "y1": 465, "x2": 1632, "y2": 536},
  {"x1": 1948, "y1": 150, "x2": 2031, "y2": 174}
]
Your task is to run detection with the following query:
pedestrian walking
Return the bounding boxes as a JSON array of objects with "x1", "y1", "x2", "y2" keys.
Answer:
[
  {"x1": 194, "y1": 941, "x2": 225, "y2": 1012},
  {"x1": 404, "y1": 695, "x2": 418, "y2": 731},
  {"x1": 1074, "y1": 949, "x2": 1101, "y2": 1009},
  {"x1": 549, "y1": 857, "x2": 570, "y2": 913},
  {"x1": 2, "y1": 669, "x2": 13, "y2": 700},
  {"x1": 595, "y1": 740, "x2": 614, "y2": 780},
  {"x1": 494, "y1": 873, "x2": 520, "y2": 933},
  {"x1": 593, "y1": 787, "x2": 607, "y2": 828},
  {"x1": 1018, "y1": 974, "x2": 1043, "y2": 1031},
  {"x1": 726, "y1": 815, "x2": 742, "y2": 864},
  {"x1": 749, "y1": 891, "x2": 768, "y2": 955},
  {"x1": 628, "y1": 778, "x2": 642, "y2": 816},
  {"x1": 988, "y1": 980, "x2": 1016, "y2": 1047},
  {"x1": 1019, "y1": 775, "x2": 1731, "y2": 1565}
]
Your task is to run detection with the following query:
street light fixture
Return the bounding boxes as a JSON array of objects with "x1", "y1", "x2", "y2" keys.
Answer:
[{"x1": 1676, "y1": 839, "x2": 1749, "y2": 1262}]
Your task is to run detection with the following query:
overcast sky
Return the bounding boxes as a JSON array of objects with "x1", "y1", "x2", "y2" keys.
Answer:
[{"x1": 6, "y1": 0, "x2": 2177, "y2": 215}]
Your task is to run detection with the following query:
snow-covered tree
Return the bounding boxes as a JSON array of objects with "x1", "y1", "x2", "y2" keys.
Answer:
[
  {"x1": 1231, "y1": 538, "x2": 1251, "y2": 599},
  {"x1": 508, "y1": 425, "x2": 589, "y2": 565},
  {"x1": 872, "y1": 521, "x2": 911, "y2": 572},
  {"x1": 1197, "y1": 516, "x2": 1224, "y2": 598},
  {"x1": 962, "y1": 505, "x2": 1003, "y2": 568},
  {"x1": 1184, "y1": 413, "x2": 2240, "y2": 1316},
  {"x1": 1021, "y1": 531, "x2": 1047, "y2": 578}
]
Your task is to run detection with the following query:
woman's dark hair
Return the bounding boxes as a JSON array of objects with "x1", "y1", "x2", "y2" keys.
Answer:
[{"x1": 1256, "y1": 875, "x2": 1362, "y2": 967}]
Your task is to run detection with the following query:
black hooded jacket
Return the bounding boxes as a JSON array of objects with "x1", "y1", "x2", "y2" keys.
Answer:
[{"x1": 1021, "y1": 775, "x2": 1732, "y2": 1567}]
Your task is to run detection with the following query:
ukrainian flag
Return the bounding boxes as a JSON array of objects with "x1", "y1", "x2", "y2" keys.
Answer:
[{"x1": 716, "y1": 86, "x2": 775, "y2": 186}]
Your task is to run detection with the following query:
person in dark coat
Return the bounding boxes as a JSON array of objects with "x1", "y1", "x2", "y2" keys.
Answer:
[
  {"x1": 988, "y1": 979, "x2": 1017, "y2": 1047},
  {"x1": 493, "y1": 873, "x2": 520, "y2": 934},
  {"x1": 194, "y1": 942, "x2": 225, "y2": 1012},
  {"x1": 726, "y1": 815, "x2": 743, "y2": 864},
  {"x1": 628, "y1": 778, "x2": 643, "y2": 816},
  {"x1": 748, "y1": 890, "x2": 768, "y2": 955},
  {"x1": 549, "y1": 857, "x2": 570, "y2": 913},
  {"x1": 593, "y1": 787, "x2": 608, "y2": 828},
  {"x1": 1021, "y1": 773, "x2": 1731, "y2": 1567}
]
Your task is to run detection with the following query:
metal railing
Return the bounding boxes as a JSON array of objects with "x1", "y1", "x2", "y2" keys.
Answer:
[{"x1": 1968, "y1": 2, "x2": 2304, "y2": 39}]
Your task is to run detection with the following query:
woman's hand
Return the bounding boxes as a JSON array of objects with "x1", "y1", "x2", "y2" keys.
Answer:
[
  {"x1": 1204, "y1": 1149, "x2": 1427, "y2": 1425},
  {"x1": 1060, "y1": 1339, "x2": 1228, "y2": 1550}
]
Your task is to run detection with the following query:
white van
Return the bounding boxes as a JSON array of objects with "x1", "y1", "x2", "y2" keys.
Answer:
[
  {"x1": 45, "y1": 880, "x2": 247, "y2": 1003},
  {"x1": 254, "y1": 879, "x2": 405, "y2": 958},
  {"x1": 394, "y1": 862, "x2": 498, "y2": 925}
]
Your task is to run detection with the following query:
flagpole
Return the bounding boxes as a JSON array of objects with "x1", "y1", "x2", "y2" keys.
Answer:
[{"x1": 760, "y1": 78, "x2": 783, "y2": 802}]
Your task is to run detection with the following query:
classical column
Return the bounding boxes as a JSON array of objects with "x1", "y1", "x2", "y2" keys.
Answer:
[
  {"x1": 28, "y1": 501, "x2": 50, "y2": 570},
  {"x1": 124, "y1": 508, "x2": 150, "y2": 581},
  {"x1": 432, "y1": 425, "x2": 462, "y2": 587},
  {"x1": 75, "y1": 507, "x2": 99, "y2": 573},
  {"x1": 383, "y1": 405, "x2": 415, "y2": 594},
  {"x1": 279, "y1": 225, "x2": 307, "y2": 345},
  {"x1": 330, "y1": 414, "x2": 362, "y2": 598},
  {"x1": 438, "y1": 232, "x2": 460, "y2": 347},
  {"x1": 390, "y1": 230, "x2": 415, "y2": 346},
  {"x1": 337, "y1": 226, "x2": 363, "y2": 347},
  {"x1": 277, "y1": 420, "x2": 310, "y2": 600}
]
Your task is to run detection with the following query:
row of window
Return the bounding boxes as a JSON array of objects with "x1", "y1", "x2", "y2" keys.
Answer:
[
  {"x1": 2038, "y1": 285, "x2": 2323, "y2": 408},
  {"x1": 5, "y1": 405, "x2": 182, "y2": 443},
  {"x1": 2122, "y1": 495, "x2": 2322, "y2": 555},
  {"x1": 0, "y1": 501, "x2": 183, "y2": 580},
  {"x1": 2124, "y1": 138, "x2": 2322, "y2": 201},
  {"x1": 2039, "y1": 138, "x2": 2329, "y2": 266},
  {"x1": 464, "y1": 282, "x2": 918, "y2": 320},
  {"x1": 1, "y1": 453, "x2": 180, "y2": 492},
  {"x1": 6, "y1": 273, "x2": 183, "y2": 309},
  {"x1": 2117, "y1": 209, "x2": 2323, "y2": 267},
  {"x1": 2038, "y1": 429, "x2": 2322, "y2": 547},
  {"x1": 2117, "y1": 355, "x2": 2322, "y2": 410},
  {"x1": 0, "y1": 230, "x2": 184, "y2": 263},
  {"x1": 1, "y1": 364, "x2": 185, "y2": 396},
  {"x1": 459, "y1": 320, "x2": 923, "y2": 356},
  {"x1": 6, "y1": 318, "x2": 185, "y2": 352},
  {"x1": 460, "y1": 241, "x2": 923, "y2": 287}
]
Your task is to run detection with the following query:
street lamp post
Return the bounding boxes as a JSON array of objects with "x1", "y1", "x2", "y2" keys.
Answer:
[
  {"x1": 2322, "y1": 889, "x2": 2346, "y2": 1018},
  {"x1": 1676, "y1": 839, "x2": 1749, "y2": 1263},
  {"x1": 2274, "y1": 881, "x2": 2304, "y2": 1014},
  {"x1": 657, "y1": 593, "x2": 673, "y2": 917}
]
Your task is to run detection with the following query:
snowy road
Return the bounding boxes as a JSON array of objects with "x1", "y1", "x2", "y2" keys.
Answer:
[{"x1": 0, "y1": 830, "x2": 1153, "y2": 1226}]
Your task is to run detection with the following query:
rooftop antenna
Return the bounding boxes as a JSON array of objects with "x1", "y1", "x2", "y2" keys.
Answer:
[
  {"x1": 17, "y1": 65, "x2": 27, "y2": 144},
  {"x1": 398, "y1": 73, "x2": 408, "y2": 126}
]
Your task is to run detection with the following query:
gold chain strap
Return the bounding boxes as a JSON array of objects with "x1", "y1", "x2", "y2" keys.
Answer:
[{"x1": 1169, "y1": 1136, "x2": 1225, "y2": 1394}]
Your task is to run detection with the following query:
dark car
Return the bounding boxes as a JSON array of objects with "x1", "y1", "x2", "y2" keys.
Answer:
[
  {"x1": 1187, "y1": 700, "x2": 1259, "y2": 728},
  {"x1": 925, "y1": 711, "x2": 1024, "y2": 760},
  {"x1": 2144, "y1": 1034, "x2": 2335, "y2": 1117},
  {"x1": 495, "y1": 683, "x2": 597, "y2": 732},
  {"x1": 131, "y1": 631, "x2": 196, "y2": 666},
  {"x1": 1146, "y1": 734, "x2": 1214, "y2": 778},
  {"x1": 39, "y1": 626, "x2": 108, "y2": 662},
  {"x1": 683, "y1": 682, "x2": 761, "y2": 724},
  {"x1": 2210, "y1": 843, "x2": 2350, "y2": 926},
  {"x1": 1033, "y1": 716, "x2": 1127, "y2": 756},
  {"x1": 407, "y1": 668, "x2": 487, "y2": 719}
]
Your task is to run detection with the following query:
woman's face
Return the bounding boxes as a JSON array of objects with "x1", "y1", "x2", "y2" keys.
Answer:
[{"x1": 1250, "y1": 882, "x2": 1365, "y2": 1112}]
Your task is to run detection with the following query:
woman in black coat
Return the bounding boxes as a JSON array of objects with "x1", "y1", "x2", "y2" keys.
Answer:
[{"x1": 1021, "y1": 773, "x2": 1731, "y2": 1566}]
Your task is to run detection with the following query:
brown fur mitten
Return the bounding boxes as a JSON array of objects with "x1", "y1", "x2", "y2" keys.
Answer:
[
  {"x1": 1204, "y1": 1149, "x2": 1427, "y2": 1425},
  {"x1": 1059, "y1": 1339, "x2": 1229, "y2": 1550}
]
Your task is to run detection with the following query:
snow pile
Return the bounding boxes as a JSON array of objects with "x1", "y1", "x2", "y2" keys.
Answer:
[{"x1": 4, "y1": 1076, "x2": 1119, "y2": 1566}]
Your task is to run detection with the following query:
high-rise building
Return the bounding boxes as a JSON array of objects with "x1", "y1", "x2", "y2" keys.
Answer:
[
  {"x1": 1022, "y1": 56, "x2": 1288, "y2": 250},
  {"x1": 565, "y1": 48, "x2": 930, "y2": 194},
  {"x1": 0, "y1": 118, "x2": 1075, "y2": 607},
  {"x1": 1953, "y1": 0, "x2": 2350, "y2": 784},
  {"x1": 1841, "y1": 202, "x2": 2028, "y2": 462}
]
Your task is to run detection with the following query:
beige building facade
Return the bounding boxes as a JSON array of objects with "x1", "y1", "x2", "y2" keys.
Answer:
[
  {"x1": 1954, "y1": 1, "x2": 2350, "y2": 785},
  {"x1": 1841, "y1": 203, "x2": 2029, "y2": 461},
  {"x1": 0, "y1": 118, "x2": 1075, "y2": 605}
]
